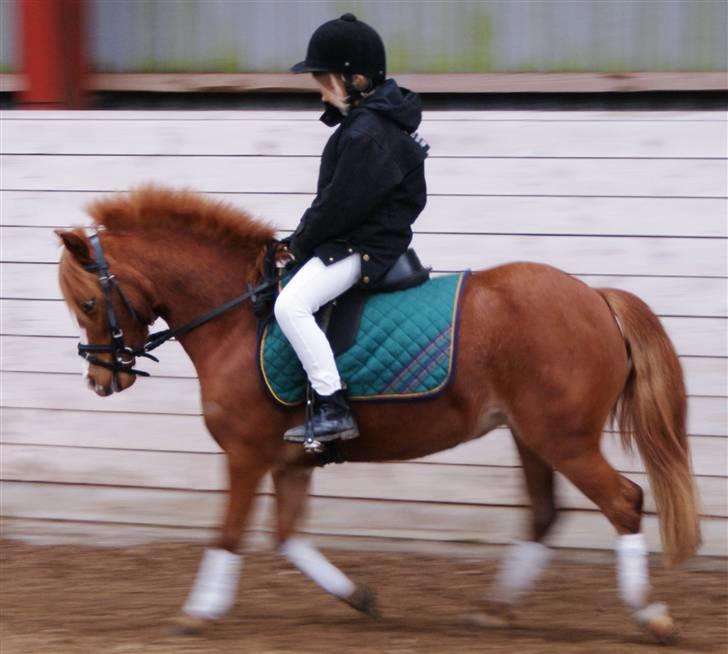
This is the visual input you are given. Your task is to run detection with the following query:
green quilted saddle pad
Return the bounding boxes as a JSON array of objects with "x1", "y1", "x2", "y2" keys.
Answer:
[{"x1": 259, "y1": 272, "x2": 468, "y2": 406}]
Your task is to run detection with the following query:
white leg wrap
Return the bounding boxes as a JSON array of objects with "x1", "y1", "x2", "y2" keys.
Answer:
[
  {"x1": 633, "y1": 601, "x2": 669, "y2": 625},
  {"x1": 279, "y1": 537, "x2": 355, "y2": 598},
  {"x1": 616, "y1": 533, "x2": 650, "y2": 609},
  {"x1": 492, "y1": 540, "x2": 552, "y2": 604},
  {"x1": 183, "y1": 548, "x2": 242, "y2": 620}
]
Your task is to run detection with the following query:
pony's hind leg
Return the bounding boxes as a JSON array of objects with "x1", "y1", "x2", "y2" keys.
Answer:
[
  {"x1": 516, "y1": 436, "x2": 558, "y2": 543},
  {"x1": 554, "y1": 445, "x2": 675, "y2": 642},
  {"x1": 492, "y1": 438, "x2": 556, "y2": 603},
  {"x1": 273, "y1": 463, "x2": 379, "y2": 617}
]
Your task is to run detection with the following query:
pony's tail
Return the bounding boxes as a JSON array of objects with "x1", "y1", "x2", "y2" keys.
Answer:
[{"x1": 598, "y1": 288, "x2": 701, "y2": 565}]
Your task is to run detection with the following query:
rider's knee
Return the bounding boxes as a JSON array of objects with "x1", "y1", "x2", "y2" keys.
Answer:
[{"x1": 274, "y1": 288, "x2": 298, "y2": 324}]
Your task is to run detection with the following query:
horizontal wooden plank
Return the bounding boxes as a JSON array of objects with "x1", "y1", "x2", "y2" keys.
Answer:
[
  {"x1": 3, "y1": 513, "x2": 726, "y2": 559},
  {"x1": 0, "y1": 407, "x2": 219, "y2": 451},
  {"x1": 4, "y1": 110, "x2": 724, "y2": 122},
  {"x1": 0, "y1": 370, "x2": 204, "y2": 415},
  {"x1": 4, "y1": 262, "x2": 726, "y2": 318},
  {"x1": 3, "y1": 117, "x2": 725, "y2": 158},
  {"x1": 0, "y1": 482, "x2": 230, "y2": 529},
  {"x1": 2, "y1": 335, "x2": 723, "y2": 397},
  {"x1": 419, "y1": 431, "x2": 728, "y2": 478},
  {"x1": 0, "y1": 443, "x2": 227, "y2": 491},
  {"x1": 304, "y1": 502, "x2": 728, "y2": 556},
  {"x1": 403, "y1": 233, "x2": 727, "y2": 277},
  {"x1": 1, "y1": 407, "x2": 725, "y2": 477},
  {"x1": 2, "y1": 191, "x2": 727, "y2": 238},
  {"x1": 1, "y1": 447, "x2": 725, "y2": 517},
  {"x1": 313, "y1": 463, "x2": 728, "y2": 517},
  {"x1": 4, "y1": 226, "x2": 726, "y2": 277},
  {"x1": 0, "y1": 516, "x2": 217, "y2": 548},
  {"x1": 3, "y1": 299, "x2": 724, "y2": 357},
  {"x1": 83, "y1": 71, "x2": 728, "y2": 94},
  {"x1": 1, "y1": 483, "x2": 726, "y2": 556},
  {"x1": 0, "y1": 372, "x2": 725, "y2": 436},
  {"x1": 421, "y1": 117, "x2": 728, "y2": 158},
  {"x1": 2, "y1": 154, "x2": 725, "y2": 198},
  {"x1": 578, "y1": 275, "x2": 728, "y2": 317}
]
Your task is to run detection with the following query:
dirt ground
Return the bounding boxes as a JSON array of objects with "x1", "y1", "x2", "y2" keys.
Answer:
[{"x1": 1, "y1": 540, "x2": 726, "y2": 654}]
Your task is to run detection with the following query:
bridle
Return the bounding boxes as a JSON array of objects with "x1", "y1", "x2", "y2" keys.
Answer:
[
  {"x1": 79, "y1": 232, "x2": 158, "y2": 380},
  {"x1": 78, "y1": 231, "x2": 278, "y2": 381}
]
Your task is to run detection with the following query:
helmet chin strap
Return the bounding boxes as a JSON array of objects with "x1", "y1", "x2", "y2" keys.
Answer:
[
  {"x1": 342, "y1": 74, "x2": 374, "y2": 104},
  {"x1": 316, "y1": 72, "x2": 376, "y2": 123}
]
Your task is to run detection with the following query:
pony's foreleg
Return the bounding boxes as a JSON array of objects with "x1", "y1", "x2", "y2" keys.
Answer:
[
  {"x1": 180, "y1": 448, "x2": 269, "y2": 628},
  {"x1": 472, "y1": 439, "x2": 555, "y2": 627},
  {"x1": 272, "y1": 464, "x2": 379, "y2": 617}
]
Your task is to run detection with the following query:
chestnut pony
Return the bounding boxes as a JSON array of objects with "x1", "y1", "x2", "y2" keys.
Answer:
[{"x1": 57, "y1": 186, "x2": 699, "y2": 642}]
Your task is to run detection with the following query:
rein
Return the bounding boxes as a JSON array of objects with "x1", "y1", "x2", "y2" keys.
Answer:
[{"x1": 78, "y1": 231, "x2": 277, "y2": 379}]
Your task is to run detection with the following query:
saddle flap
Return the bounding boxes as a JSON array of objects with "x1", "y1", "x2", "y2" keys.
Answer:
[{"x1": 320, "y1": 289, "x2": 368, "y2": 357}]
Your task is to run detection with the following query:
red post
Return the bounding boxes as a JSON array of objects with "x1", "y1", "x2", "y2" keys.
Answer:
[{"x1": 19, "y1": 0, "x2": 87, "y2": 109}]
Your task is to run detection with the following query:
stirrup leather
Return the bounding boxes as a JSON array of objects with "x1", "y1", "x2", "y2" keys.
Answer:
[{"x1": 284, "y1": 386, "x2": 359, "y2": 450}]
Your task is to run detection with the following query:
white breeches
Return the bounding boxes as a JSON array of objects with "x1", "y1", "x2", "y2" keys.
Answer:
[{"x1": 274, "y1": 255, "x2": 361, "y2": 396}]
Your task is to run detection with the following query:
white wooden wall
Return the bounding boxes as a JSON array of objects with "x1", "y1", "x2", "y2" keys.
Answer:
[{"x1": 1, "y1": 109, "x2": 726, "y2": 556}]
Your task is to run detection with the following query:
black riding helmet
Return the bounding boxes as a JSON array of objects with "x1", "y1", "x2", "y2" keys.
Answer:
[{"x1": 291, "y1": 13, "x2": 386, "y2": 87}]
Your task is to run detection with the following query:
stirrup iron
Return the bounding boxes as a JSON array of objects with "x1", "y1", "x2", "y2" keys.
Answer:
[{"x1": 303, "y1": 437, "x2": 325, "y2": 453}]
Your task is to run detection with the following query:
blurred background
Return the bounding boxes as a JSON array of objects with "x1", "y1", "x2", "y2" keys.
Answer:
[
  {"x1": 0, "y1": 2, "x2": 726, "y2": 652},
  {"x1": 0, "y1": 0, "x2": 727, "y2": 106}
]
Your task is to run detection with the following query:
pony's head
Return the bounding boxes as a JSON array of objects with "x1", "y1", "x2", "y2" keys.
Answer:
[
  {"x1": 56, "y1": 186, "x2": 277, "y2": 395},
  {"x1": 57, "y1": 228, "x2": 154, "y2": 396}
]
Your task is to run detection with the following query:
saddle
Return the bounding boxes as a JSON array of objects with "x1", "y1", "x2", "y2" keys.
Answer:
[
  {"x1": 254, "y1": 246, "x2": 432, "y2": 354},
  {"x1": 321, "y1": 249, "x2": 431, "y2": 355},
  {"x1": 254, "y1": 245, "x2": 462, "y2": 464}
]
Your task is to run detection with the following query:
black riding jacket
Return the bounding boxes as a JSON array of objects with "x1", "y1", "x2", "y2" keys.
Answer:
[{"x1": 289, "y1": 79, "x2": 429, "y2": 287}]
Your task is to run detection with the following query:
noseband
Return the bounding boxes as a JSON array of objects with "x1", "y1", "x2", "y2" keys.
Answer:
[{"x1": 78, "y1": 232, "x2": 278, "y2": 379}]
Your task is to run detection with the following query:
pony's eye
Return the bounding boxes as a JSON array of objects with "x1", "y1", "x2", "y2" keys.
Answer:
[{"x1": 81, "y1": 298, "x2": 96, "y2": 313}]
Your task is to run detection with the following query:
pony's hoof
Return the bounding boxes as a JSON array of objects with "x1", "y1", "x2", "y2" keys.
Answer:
[
  {"x1": 466, "y1": 599, "x2": 514, "y2": 628},
  {"x1": 343, "y1": 584, "x2": 381, "y2": 618},
  {"x1": 465, "y1": 610, "x2": 513, "y2": 629},
  {"x1": 165, "y1": 614, "x2": 211, "y2": 637},
  {"x1": 647, "y1": 614, "x2": 676, "y2": 644},
  {"x1": 641, "y1": 613, "x2": 676, "y2": 645},
  {"x1": 635, "y1": 603, "x2": 676, "y2": 645}
]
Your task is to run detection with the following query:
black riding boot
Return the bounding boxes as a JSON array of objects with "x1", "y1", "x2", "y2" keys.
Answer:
[{"x1": 284, "y1": 389, "x2": 359, "y2": 443}]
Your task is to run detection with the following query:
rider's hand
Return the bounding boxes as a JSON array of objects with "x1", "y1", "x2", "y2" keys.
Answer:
[{"x1": 274, "y1": 241, "x2": 296, "y2": 269}]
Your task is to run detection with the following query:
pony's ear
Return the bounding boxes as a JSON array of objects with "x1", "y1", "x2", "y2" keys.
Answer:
[{"x1": 55, "y1": 229, "x2": 94, "y2": 267}]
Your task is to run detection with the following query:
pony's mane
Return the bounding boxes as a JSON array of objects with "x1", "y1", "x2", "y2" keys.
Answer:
[{"x1": 86, "y1": 185, "x2": 276, "y2": 249}]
